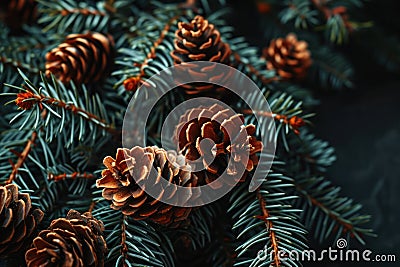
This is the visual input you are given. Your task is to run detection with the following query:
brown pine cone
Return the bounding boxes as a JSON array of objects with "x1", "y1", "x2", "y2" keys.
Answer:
[
  {"x1": 174, "y1": 104, "x2": 263, "y2": 187},
  {"x1": 96, "y1": 146, "x2": 198, "y2": 226},
  {"x1": 0, "y1": 0, "x2": 37, "y2": 31},
  {"x1": 0, "y1": 184, "x2": 44, "y2": 257},
  {"x1": 45, "y1": 32, "x2": 115, "y2": 84},
  {"x1": 25, "y1": 210, "x2": 107, "y2": 267},
  {"x1": 170, "y1": 15, "x2": 232, "y2": 95},
  {"x1": 263, "y1": 33, "x2": 312, "y2": 80}
]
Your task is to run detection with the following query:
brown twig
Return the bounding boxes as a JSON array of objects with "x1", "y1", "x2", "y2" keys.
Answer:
[
  {"x1": 48, "y1": 171, "x2": 95, "y2": 181},
  {"x1": 123, "y1": 13, "x2": 182, "y2": 90},
  {"x1": 256, "y1": 189, "x2": 281, "y2": 267},
  {"x1": 242, "y1": 109, "x2": 306, "y2": 135},
  {"x1": 59, "y1": 8, "x2": 107, "y2": 17},
  {"x1": 233, "y1": 52, "x2": 279, "y2": 86},
  {"x1": 87, "y1": 200, "x2": 96, "y2": 213},
  {"x1": 310, "y1": 0, "x2": 352, "y2": 30},
  {"x1": 6, "y1": 131, "x2": 38, "y2": 185},
  {"x1": 15, "y1": 91, "x2": 117, "y2": 134},
  {"x1": 295, "y1": 183, "x2": 355, "y2": 235},
  {"x1": 121, "y1": 215, "x2": 129, "y2": 267},
  {"x1": 311, "y1": 0, "x2": 332, "y2": 19}
]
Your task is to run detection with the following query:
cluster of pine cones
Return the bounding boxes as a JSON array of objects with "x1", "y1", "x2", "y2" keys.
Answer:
[
  {"x1": 0, "y1": 185, "x2": 107, "y2": 266},
  {"x1": 0, "y1": 3, "x2": 313, "y2": 264},
  {"x1": 97, "y1": 103, "x2": 263, "y2": 226}
]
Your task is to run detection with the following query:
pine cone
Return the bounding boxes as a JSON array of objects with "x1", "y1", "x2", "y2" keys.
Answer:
[
  {"x1": 45, "y1": 32, "x2": 115, "y2": 84},
  {"x1": 96, "y1": 146, "x2": 198, "y2": 226},
  {"x1": 0, "y1": 184, "x2": 44, "y2": 257},
  {"x1": 174, "y1": 104, "x2": 263, "y2": 187},
  {"x1": 170, "y1": 15, "x2": 232, "y2": 95},
  {"x1": 25, "y1": 210, "x2": 107, "y2": 267},
  {"x1": 0, "y1": 0, "x2": 37, "y2": 31},
  {"x1": 263, "y1": 33, "x2": 312, "y2": 80}
]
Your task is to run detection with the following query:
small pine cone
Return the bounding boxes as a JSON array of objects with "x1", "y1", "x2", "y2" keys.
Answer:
[
  {"x1": 170, "y1": 15, "x2": 232, "y2": 95},
  {"x1": 174, "y1": 104, "x2": 263, "y2": 187},
  {"x1": 263, "y1": 33, "x2": 312, "y2": 80},
  {"x1": 25, "y1": 210, "x2": 107, "y2": 267},
  {"x1": 0, "y1": 184, "x2": 44, "y2": 257},
  {"x1": 0, "y1": 0, "x2": 37, "y2": 31},
  {"x1": 45, "y1": 32, "x2": 115, "y2": 84},
  {"x1": 96, "y1": 146, "x2": 198, "y2": 226}
]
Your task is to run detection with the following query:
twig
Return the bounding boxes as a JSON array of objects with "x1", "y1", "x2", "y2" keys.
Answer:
[
  {"x1": 87, "y1": 200, "x2": 96, "y2": 213},
  {"x1": 123, "y1": 13, "x2": 182, "y2": 90},
  {"x1": 233, "y1": 52, "x2": 278, "y2": 86},
  {"x1": 48, "y1": 171, "x2": 95, "y2": 181},
  {"x1": 242, "y1": 109, "x2": 306, "y2": 135},
  {"x1": 6, "y1": 131, "x2": 37, "y2": 184},
  {"x1": 16, "y1": 91, "x2": 117, "y2": 134},
  {"x1": 58, "y1": 8, "x2": 106, "y2": 16},
  {"x1": 295, "y1": 183, "x2": 355, "y2": 235},
  {"x1": 121, "y1": 215, "x2": 129, "y2": 267},
  {"x1": 256, "y1": 189, "x2": 280, "y2": 267}
]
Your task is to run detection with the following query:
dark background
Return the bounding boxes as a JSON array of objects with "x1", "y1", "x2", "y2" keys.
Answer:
[{"x1": 228, "y1": 0, "x2": 400, "y2": 266}]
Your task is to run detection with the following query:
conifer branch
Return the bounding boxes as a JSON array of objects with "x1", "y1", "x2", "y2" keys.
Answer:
[
  {"x1": 121, "y1": 215, "x2": 129, "y2": 267},
  {"x1": 87, "y1": 200, "x2": 96, "y2": 213},
  {"x1": 57, "y1": 8, "x2": 107, "y2": 17},
  {"x1": 15, "y1": 90, "x2": 116, "y2": 134},
  {"x1": 5, "y1": 131, "x2": 37, "y2": 185},
  {"x1": 256, "y1": 189, "x2": 280, "y2": 267},
  {"x1": 242, "y1": 109, "x2": 306, "y2": 135},
  {"x1": 47, "y1": 171, "x2": 95, "y2": 181},
  {"x1": 123, "y1": 13, "x2": 182, "y2": 88},
  {"x1": 233, "y1": 52, "x2": 278, "y2": 86},
  {"x1": 295, "y1": 182, "x2": 354, "y2": 235}
]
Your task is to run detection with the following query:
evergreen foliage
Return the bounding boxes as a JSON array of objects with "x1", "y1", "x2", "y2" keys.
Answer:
[{"x1": 1, "y1": 0, "x2": 393, "y2": 266}]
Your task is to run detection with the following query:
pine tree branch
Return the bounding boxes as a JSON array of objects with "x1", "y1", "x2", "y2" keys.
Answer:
[
  {"x1": 242, "y1": 109, "x2": 306, "y2": 135},
  {"x1": 15, "y1": 90, "x2": 116, "y2": 134},
  {"x1": 123, "y1": 13, "x2": 182, "y2": 88},
  {"x1": 256, "y1": 189, "x2": 280, "y2": 267},
  {"x1": 56, "y1": 8, "x2": 107, "y2": 17},
  {"x1": 121, "y1": 215, "x2": 129, "y2": 267},
  {"x1": 47, "y1": 171, "x2": 95, "y2": 181},
  {"x1": 293, "y1": 176, "x2": 374, "y2": 244},
  {"x1": 5, "y1": 131, "x2": 37, "y2": 185},
  {"x1": 233, "y1": 52, "x2": 278, "y2": 86},
  {"x1": 295, "y1": 181, "x2": 354, "y2": 235},
  {"x1": 87, "y1": 200, "x2": 96, "y2": 213}
]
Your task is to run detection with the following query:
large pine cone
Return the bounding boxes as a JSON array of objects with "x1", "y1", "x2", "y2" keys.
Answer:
[
  {"x1": 174, "y1": 104, "x2": 263, "y2": 187},
  {"x1": 96, "y1": 146, "x2": 198, "y2": 226},
  {"x1": 45, "y1": 32, "x2": 114, "y2": 84},
  {"x1": 0, "y1": 184, "x2": 44, "y2": 256},
  {"x1": 25, "y1": 210, "x2": 107, "y2": 267},
  {"x1": 170, "y1": 15, "x2": 232, "y2": 95},
  {"x1": 263, "y1": 33, "x2": 312, "y2": 80},
  {"x1": 0, "y1": 0, "x2": 37, "y2": 31}
]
